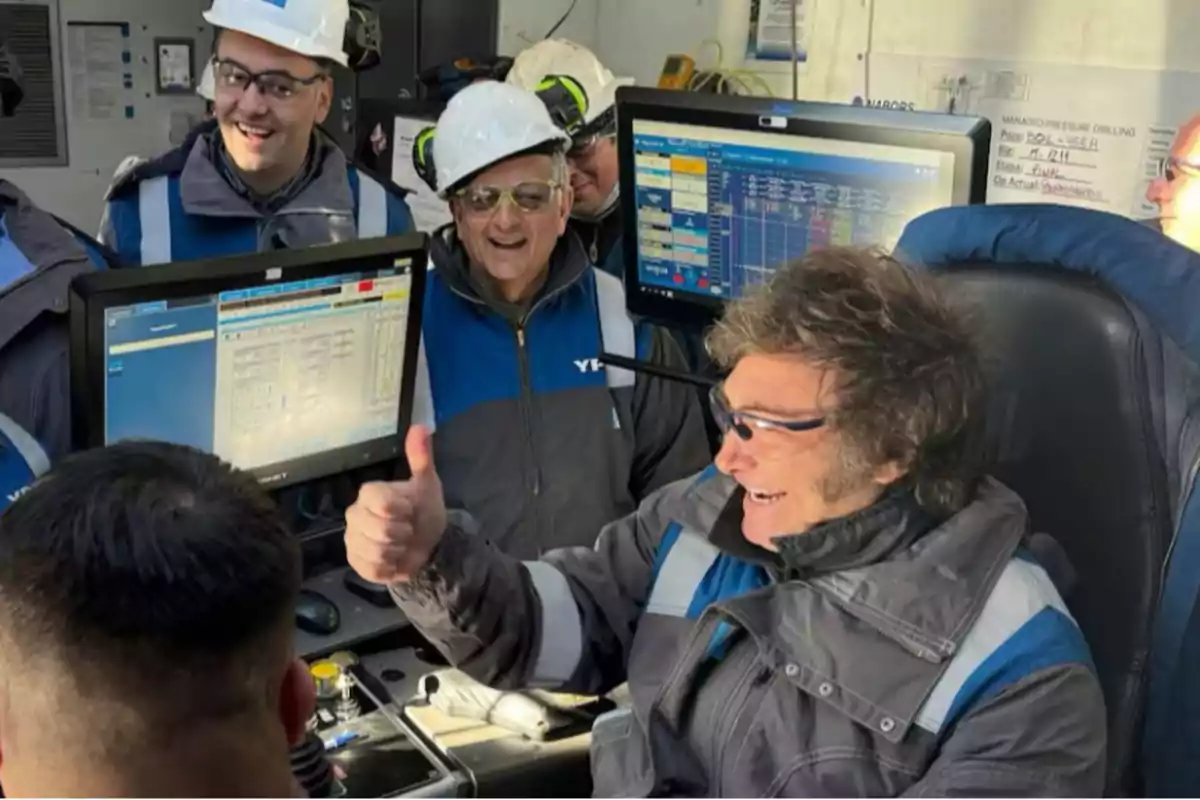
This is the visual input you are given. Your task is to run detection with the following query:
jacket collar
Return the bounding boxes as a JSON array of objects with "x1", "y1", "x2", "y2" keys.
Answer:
[
  {"x1": 772, "y1": 486, "x2": 935, "y2": 575},
  {"x1": 429, "y1": 226, "x2": 593, "y2": 316},
  {"x1": 677, "y1": 470, "x2": 1027, "y2": 655},
  {"x1": 658, "y1": 472, "x2": 1030, "y2": 743},
  {"x1": 810, "y1": 477, "x2": 1027, "y2": 658},
  {"x1": 208, "y1": 127, "x2": 326, "y2": 213},
  {"x1": 0, "y1": 180, "x2": 95, "y2": 349},
  {"x1": 568, "y1": 208, "x2": 622, "y2": 264},
  {"x1": 0, "y1": 180, "x2": 89, "y2": 278},
  {"x1": 178, "y1": 126, "x2": 354, "y2": 221}
]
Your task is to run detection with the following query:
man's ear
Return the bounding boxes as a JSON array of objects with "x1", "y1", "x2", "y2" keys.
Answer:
[
  {"x1": 557, "y1": 183, "x2": 574, "y2": 236},
  {"x1": 313, "y1": 78, "x2": 333, "y2": 125},
  {"x1": 872, "y1": 459, "x2": 908, "y2": 487},
  {"x1": 279, "y1": 658, "x2": 316, "y2": 747}
]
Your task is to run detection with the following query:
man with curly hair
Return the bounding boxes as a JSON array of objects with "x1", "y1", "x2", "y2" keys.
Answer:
[{"x1": 346, "y1": 246, "x2": 1106, "y2": 797}]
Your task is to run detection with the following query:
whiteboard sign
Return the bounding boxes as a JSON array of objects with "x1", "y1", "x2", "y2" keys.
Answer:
[{"x1": 866, "y1": 54, "x2": 1200, "y2": 218}]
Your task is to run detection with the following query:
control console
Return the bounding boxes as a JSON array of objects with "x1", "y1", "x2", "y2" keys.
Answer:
[{"x1": 292, "y1": 660, "x2": 469, "y2": 798}]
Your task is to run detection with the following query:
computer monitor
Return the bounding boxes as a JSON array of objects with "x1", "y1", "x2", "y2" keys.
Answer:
[
  {"x1": 616, "y1": 87, "x2": 991, "y2": 328},
  {"x1": 69, "y1": 235, "x2": 427, "y2": 489}
]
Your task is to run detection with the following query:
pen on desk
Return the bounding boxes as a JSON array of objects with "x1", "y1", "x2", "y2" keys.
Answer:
[{"x1": 323, "y1": 731, "x2": 366, "y2": 751}]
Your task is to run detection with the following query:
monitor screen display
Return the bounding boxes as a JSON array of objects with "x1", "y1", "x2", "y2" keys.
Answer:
[
  {"x1": 631, "y1": 119, "x2": 957, "y2": 303},
  {"x1": 101, "y1": 265, "x2": 414, "y2": 476}
]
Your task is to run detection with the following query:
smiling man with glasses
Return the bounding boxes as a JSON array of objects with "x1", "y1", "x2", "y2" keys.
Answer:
[
  {"x1": 408, "y1": 79, "x2": 709, "y2": 559},
  {"x1": 99, "y1": 0, "x2": 413, "y2": 267},
  {"x1": 347, "y1": 246, "x2": 1105, "y2": 798},
  {"x1": 1146, "y1": 115, "x2": 1200, "y2": 252},
  {"x1": 507, "y1": 40, "x2": 630, "y2": 276},
  {"x1": 507, "y1": 41, "x2": 718, "y2": 394}
]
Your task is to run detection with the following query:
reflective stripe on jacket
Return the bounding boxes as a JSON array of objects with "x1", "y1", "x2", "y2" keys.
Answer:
[{"x1": 391, "y1": 472, "x2": 1107, "y2": 796}]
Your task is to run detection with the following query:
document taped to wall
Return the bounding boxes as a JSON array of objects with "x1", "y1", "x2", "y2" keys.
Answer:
[
  {"x1": 864, "y1": 53, "x2": 1200, "y2": 219},
  {"x1": 390, "y1": 116, "x2": 453, "y2": 233}
]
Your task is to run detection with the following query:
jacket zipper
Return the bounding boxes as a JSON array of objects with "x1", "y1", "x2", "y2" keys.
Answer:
[
  {"x1": 514, "y1": 320, "x2": 543, "y2": 546},
  {"x1": 442, "y1": 274, "x2": 582, "y2": 551}
]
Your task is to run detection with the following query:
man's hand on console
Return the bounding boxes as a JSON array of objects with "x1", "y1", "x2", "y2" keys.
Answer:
[{"x1": 345, "y1": 425, "x2": 448, "y2": 584}]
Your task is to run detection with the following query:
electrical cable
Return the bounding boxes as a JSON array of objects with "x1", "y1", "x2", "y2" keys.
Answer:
[
  {"x1": 544, "y1": 0, "x2": 580, "y2": 39},
  {"x1": 684, "y1": 37, "x2": 776, "y2": 97}
]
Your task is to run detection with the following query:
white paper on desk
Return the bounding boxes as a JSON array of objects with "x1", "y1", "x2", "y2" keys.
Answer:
[
  {"x1": 391, "y1": 116, "x2": 454, "y2": 233},
  {"x1": 863, "y1": 53, "x2": 1200, "y2": 218}
]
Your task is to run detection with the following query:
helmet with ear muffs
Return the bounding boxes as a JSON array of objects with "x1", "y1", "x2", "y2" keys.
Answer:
[
  {"x1": 344, "y1": 1, "x2": 381, "y2": 72},
  {"x1": 534, "y1": 74, "x2": 590, "y2": 142},
  {"x1": 411, "y1": 126, "x2": 438, "y2": 193}
]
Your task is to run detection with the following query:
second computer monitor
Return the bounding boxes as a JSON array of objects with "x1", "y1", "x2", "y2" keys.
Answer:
[
  {"x1": 70, "y1": 236, "x2": 427, "y2": 489},
  {"x1": 617, "y1": 88, "x2": 990, "y2": 328}
]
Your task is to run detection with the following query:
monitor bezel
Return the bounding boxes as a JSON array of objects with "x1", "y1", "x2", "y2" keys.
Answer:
[
  {"x1": 616, "y1": 87, "x2": 991, "y2": 329},
  {"x1": 68, "y1": 234, "x2": 428, "y2": 490}
]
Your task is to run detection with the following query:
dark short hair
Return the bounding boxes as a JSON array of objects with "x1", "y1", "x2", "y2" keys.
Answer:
[
  {"x1": 707, "y1": 246, "x2": 985, "y2": 515},
  {"x1": 0, "y1": 441, "x2": 300, "y2": 721}
]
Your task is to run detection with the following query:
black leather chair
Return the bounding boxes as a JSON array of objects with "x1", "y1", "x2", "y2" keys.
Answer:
[
  {"x1": 898, "y1": 203, "x2": 1200, "y2": 795},
  {"x1": 935, "y1": 265, "x2": 1175, "y2": 795}
]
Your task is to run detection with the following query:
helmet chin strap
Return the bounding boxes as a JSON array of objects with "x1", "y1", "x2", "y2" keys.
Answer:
[{"x1": 572, "y1": 181, "x2": 620, "y2": 222}]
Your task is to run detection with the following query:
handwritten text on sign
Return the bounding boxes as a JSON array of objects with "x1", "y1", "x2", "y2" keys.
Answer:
[{"x1": 991, "y1": 116, "x2": 1138, "y2": 209}]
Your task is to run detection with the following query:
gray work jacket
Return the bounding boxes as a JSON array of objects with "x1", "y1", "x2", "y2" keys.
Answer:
[{"x1": 392, "y1": 470, "x2": 1107, "y2": 797}]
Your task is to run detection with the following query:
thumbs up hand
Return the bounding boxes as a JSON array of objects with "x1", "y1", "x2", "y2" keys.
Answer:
[{"x1": 345, "y1": 425, "x2": 448, "y2": 585}]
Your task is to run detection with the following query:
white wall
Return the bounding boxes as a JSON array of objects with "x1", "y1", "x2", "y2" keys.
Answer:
[
  {"x1": 591, "y1": 0, "x2": 1200, "y2": 101},
  {"x1": 870, "y1": 0, "x2": 1199, "y2": 69},
  {"x1": 15, "y1": 0, "x2": 1199, "y2": 232},
  {"x1": 2, "y1": 0, "x2": 588, "y2": 232},
  {"x1": 593, "y1": 0, "x2": 869, "y2": 100},
  {"x1": 0, "y1": 0, "x2": 210, "y2": 231},
  {"x1": 595, "y1": 0, "x2": 723, "y2": 86},
  {"x1": 497, "y1": 0, "x2": 599, "y2": 55}
]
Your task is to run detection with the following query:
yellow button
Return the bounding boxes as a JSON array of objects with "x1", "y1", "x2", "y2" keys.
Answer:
[{"x1": 310, "y1": 660, "x2": 341, "y2": 681}]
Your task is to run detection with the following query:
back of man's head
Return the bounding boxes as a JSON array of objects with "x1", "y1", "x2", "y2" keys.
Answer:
[{"x1": 0, "y1": 441, "x2": 307, "y2": 795}]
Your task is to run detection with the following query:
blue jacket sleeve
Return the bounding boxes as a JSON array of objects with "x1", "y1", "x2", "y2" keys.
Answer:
[
  {"x1": 98, "y1": 195, "x2": 143, "y2": 267},
  {"x1": 387, "y1": 190, "x2": 416, "y2": 235}
]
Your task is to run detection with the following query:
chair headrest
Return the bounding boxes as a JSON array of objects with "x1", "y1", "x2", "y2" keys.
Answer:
[{"x1": 895, "y1": 204, "x2": 1200, "y2": 365}]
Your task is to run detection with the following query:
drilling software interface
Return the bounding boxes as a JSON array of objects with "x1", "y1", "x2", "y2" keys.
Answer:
[{"x1": 103, "y1": 265, "x2": 413, "y2": 472}]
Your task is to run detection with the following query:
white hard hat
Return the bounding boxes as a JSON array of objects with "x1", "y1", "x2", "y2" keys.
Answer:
[
  {"x1": 434, "y1": 80, "x2": 570, "y2": 198},
  {"x1": 203, "y1": 0, "x2": 349, "y2": 66},
  {"x1": 197, "y1": 60, "x2": 215, "y2": 100},
  {"x1": 506, "y1": 39, "x2": 634, "y2": 127}
]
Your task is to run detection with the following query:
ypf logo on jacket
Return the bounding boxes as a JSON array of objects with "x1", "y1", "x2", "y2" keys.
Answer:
[{"x1": 0, "y1": 413, "x2": 49, "y2": 510}]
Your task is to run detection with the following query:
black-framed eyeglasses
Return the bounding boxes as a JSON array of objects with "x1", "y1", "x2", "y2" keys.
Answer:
[
  {"x1": 453, "y1": 180, "x2": 562, "y2": 214},
  {"x1": 709, "y1": 384, "x2": 826, "y2": 441},
  {"x1": 567, "y1": 131, "x2": 614, "y2": 160},
  {"x1": 212, "y1": 57, "x2": 328, "y2": 101},
  {"x1": 567, "y1": 110, "x2": 617, "y2": 160}
]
